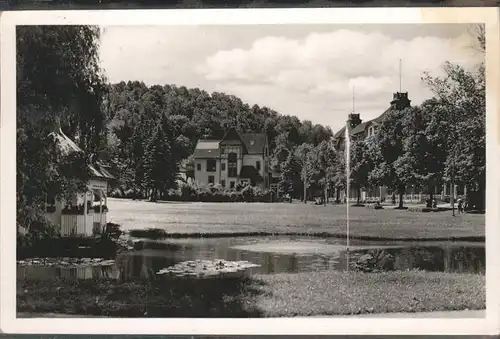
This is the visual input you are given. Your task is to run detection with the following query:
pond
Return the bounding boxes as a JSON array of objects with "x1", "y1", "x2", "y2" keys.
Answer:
[{"x1": 17, "y1": 236, "x2": 485, "y2": 280}]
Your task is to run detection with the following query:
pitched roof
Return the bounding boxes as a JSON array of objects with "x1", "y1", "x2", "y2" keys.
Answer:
[
  {"x1": 332, "y1": 93, "x2": 410, "y2": 140},
  {"x1": 89, "y1": 163, "x2": 115, "y2": 180},
  {"x1": 372, "y1": 106, "x2": 394, "y2": 124},
  {"x1": 241, "y1": 133, "x2": 266, "y2": 154},
  {"x1": 193, "y1": 140, "x2": 220, "y2": 158},
  {"x1": 49, "y1": 129, "x2": 115, "y2": 180},
  {"x1": 193, "y1": 130, "x2": 267, "y2": 157},
  {"x1": 50, "y1": 129, "x2": 83, "y2": 155},
  {"x1": 239, "y1": 165, "x2": 264, "y2": 182},
  {"x1": 219, "y1": 128, "x2": 246, "y2": 148},
  {"x1": 333, "y1": 126, "x2": 346, "y2": 139},
  {"x1": 350, "y1": 121, "x2": 370, "y2": 135}
]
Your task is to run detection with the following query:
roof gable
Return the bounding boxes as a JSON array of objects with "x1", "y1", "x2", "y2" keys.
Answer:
[
  {"x1": 49, "y1": 129, "x2": 114, "y2": 180},
  {"x1": 241, "y1": 133, "x2": 267, "y2": 154},
  {"x1": 333, "y1": 126, "x2": 346, "y2": 139},
  {"x1": 50, "y1": 128, "x2": 84, "y2": 155},
  {"x1": 220, "y1": 128, "x2": 246, "y2": 147},
  {"x1": 350, "y1": 121, "x2": 371, "y2": 135}
]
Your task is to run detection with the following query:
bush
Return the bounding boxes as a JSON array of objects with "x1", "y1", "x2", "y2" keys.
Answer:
[
  {"x1": 115, "y1": 181, "x2": 275, "y2": 203},
  {"x1": 229, "y1": 191, "x2": 243, "y2": 202},
  {"x1": 241, "y1": 185, "x2": 255, "y2": 202}
]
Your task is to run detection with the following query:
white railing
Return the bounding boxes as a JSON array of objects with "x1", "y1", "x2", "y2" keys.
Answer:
[
  {"x1": 93, "y1": 212, "x2": 107, "y2": 234},
  {"x1": 61, "y1": 212, "x2": 94, "y2": 237}
]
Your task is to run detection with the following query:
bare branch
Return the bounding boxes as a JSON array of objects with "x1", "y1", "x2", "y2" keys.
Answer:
[{"x1": 467, "y1": 24, "x2": 486, "y2": 54}]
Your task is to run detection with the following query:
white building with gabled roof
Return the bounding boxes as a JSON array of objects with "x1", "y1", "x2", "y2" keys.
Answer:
[{"x1": 192, "y1": 128, "x2": 271, "y2": 190}]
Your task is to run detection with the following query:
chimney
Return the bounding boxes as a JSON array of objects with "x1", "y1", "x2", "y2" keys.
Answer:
[
  {"x1": 347, "y1": 113, "x2": 362, "y2": 129},
  {"x1": 390, "y1": 92, "x2": 411, "y2": 110}
]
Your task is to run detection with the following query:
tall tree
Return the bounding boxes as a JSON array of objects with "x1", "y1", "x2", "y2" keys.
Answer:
[
  {"x1": 349, "y1": 139, "x2": 371, "y2": 204},
  {"x1": 17, "y1": 25, "x2": 107, "y2": 229},
  {"x1": 294, "y1": 143, "x2": 317, "y2": 203},
  {"x1": 369, "y1": 108, "x2": 408, "y2": 208},
  {"x1": 313, "y1": 140, "x2": 338, "y2": 204},
  {"x1": 143, "y1": 125, "x2": 176, "y2": 202},
  {"x1": 422, "y1": 59, "x2": 485, "y2": 209},
  {"x1": 399, "y1": 101, "x2": 448, "y2": 206}
]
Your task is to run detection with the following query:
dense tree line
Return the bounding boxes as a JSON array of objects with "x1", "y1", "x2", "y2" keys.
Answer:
[{"x1": 103, "y1": 81, "x2": 334, "y2": 200}]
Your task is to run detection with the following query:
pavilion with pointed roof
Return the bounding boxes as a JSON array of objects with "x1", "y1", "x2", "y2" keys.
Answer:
[{"x1": 44, "y1": 129, "x2": 115, "y2": 237}]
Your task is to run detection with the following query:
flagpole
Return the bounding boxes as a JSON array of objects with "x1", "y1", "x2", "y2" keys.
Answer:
[
  {"x1": 345, "y1": 87, "x2": 354, "y2": 272},
  {"x1": 399, "y1": 58, "x2": 402, "y2": 92}
]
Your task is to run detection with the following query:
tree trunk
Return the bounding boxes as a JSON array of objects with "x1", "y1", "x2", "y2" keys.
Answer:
[
  {"x1": 303, "y1": 176, "x2": 307, "y2": 204},
  {"x1": 478, "y1": 180, "x2": 485, "y2": 211},
  {"x1": 398, "y1": 192, "x2": 404, "y2": 209},
  {"x1": 356, "y1": 187, "x2": 361, "y2": 205},
  {"x1": 150, "y1": 188, "x2": 157, "y2": 202}
]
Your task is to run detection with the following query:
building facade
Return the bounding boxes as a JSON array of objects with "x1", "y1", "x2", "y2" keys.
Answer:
[{"x1": 193, "y1": 128, "x2": 270, "y2": 189}]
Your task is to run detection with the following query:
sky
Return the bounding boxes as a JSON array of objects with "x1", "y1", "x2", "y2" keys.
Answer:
[{"x1": 99, "y1": 24, "x2": 483, "y2": 132}]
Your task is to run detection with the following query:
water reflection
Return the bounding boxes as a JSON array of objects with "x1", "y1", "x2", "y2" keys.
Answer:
[{"x1": 17, "y1": 237, "x2": 485, "y2": 280}]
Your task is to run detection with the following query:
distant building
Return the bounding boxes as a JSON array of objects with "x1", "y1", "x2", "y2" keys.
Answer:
[
  {"x1": 332, "y1": 92, "x2": 411, "y2": 202},
  {"x1": 332, "y1": 91, "x2": 466, "y2": 203},
  {"x1": 192, "y1": 128, "x2": 271, "y2": 190}
]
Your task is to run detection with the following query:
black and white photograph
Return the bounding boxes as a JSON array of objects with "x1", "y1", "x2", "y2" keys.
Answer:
[{"x1": 1, "y1": 7, "x2": 499, "y2": 336}]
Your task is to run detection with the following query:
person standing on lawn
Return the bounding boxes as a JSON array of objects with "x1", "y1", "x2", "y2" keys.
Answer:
[{"x1": 458, "y1": 197, "x2": 464, "y2": 214}]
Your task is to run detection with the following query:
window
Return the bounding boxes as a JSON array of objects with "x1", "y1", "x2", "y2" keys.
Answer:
[
  {"x1": 228, "y1": 153, "x2": 238, "y2": 178},
  {"x1": 256, "y1": 161, "x2": 261, "y2": 171},
  {"x1": 221, "y1": 162, "x2": 226, "y2": 171},
  {"x1": 230, "y1": 181, "x2": 235, "y2": 189},
  {"x1": 208, "y1": 176, "x2": 215, "y2": 184},
  {"x1": 206, "y1": 159, "x2": 216, "y2": 172},
  {"x1": 46, "y1": 193, "x2": 56, "y2": 206},
  {"x1": 221, "y1": 180, "x2": 226, "y2": 187},
  {"x1": 196, "y1": 163, "x2": 201, "y2": 171}
]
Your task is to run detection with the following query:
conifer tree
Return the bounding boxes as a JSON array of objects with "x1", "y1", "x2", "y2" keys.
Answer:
[{"x1": 143, "y1": 125, "x2": 175, "y2": 202}]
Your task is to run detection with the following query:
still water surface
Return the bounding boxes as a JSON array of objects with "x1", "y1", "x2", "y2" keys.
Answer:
[{"x1": 17, "y1": 236, "x2": 485, "y2": 280}]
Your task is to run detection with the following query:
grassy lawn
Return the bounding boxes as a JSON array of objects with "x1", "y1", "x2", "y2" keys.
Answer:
[
  {"x1": 107, "y1": 198, "x2": 484, "y2": 240},
  {"x1": 253, "y1": 271, "x2": 485, "y2": 316},
  {"x1": 17, "y1": 270, "x2": 485, "y2": 317}
]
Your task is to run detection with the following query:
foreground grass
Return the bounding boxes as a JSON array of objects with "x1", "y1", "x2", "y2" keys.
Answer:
[
  {"x1": 17, "y1": 270, "x2": 484, "y2": 317},
  {"x1": 108, "y1": 198, "x2": 485, "y2": 240},
  {"x1": 253, "y1": 270, "x2": 485, "y2": 316}
]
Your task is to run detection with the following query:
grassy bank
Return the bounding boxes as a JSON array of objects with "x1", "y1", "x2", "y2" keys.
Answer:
[
  {"x1": 253, "y1": 270, "x2": 485, "y2": 316},
  {"x1": 108, "y1": 198, "x2": 485, "y2": 240},
  {"x1": 17, "y1": 270, "x2": 485, "y2": 317}
]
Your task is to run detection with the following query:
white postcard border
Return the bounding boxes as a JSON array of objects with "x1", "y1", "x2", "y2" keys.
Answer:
[{"x1": 1, "y1": 7, "x2": 499, "y2": 335}]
